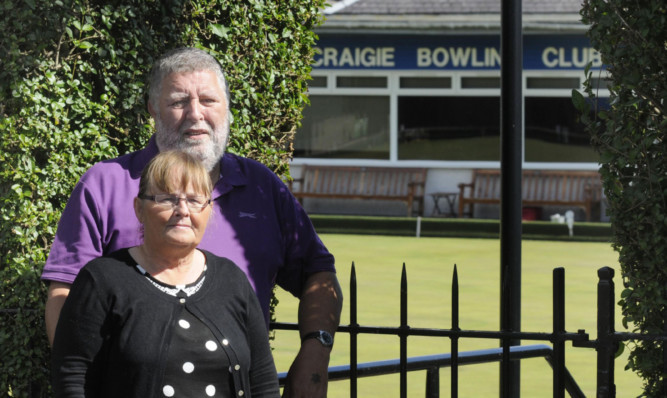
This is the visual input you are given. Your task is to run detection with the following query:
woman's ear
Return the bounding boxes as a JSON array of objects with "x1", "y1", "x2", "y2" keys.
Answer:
[{"x1": 134, "y1": 197, "x2": 144, "y2": 224}]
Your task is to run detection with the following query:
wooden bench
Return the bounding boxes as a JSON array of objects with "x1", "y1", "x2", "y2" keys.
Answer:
[
  {"x1": 458, "y1": 169, "x2": 603, "y2": 221},
  {"x1": 290, "y1": 165, "x2": 428, "y2": 216}
]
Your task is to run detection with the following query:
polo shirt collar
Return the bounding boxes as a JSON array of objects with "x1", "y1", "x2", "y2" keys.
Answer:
[
  {"x1": 129, "y1": 135, "x2": 160, "y2": 179},
  {"x1": 144, "y1": 135, "x2": 246, "y2": 198},
  {"x1": 213, "y1": 153, "x2": 247, "y2": 198}
]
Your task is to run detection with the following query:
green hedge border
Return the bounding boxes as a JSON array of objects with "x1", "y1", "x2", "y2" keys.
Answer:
[{"x1": 310, "y1": 215, "x2": 612, "y2": 242}]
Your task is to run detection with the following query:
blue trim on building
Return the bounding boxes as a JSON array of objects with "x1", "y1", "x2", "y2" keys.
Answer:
[{"x1": 314, "y1": 34, "x2": 602, "y2": 71}]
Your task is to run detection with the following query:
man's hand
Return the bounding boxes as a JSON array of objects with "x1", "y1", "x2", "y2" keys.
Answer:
[
  {"x1": 282, "y1": 339, "x2": 331, "y2": 398},
  {"x1": 45, "y1": 281, "x2": 71, "y2": 346}
]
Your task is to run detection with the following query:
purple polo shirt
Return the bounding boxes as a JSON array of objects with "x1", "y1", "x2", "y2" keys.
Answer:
[{"x1": 42, "y1": 136, "x2": 335, "y2": 321}]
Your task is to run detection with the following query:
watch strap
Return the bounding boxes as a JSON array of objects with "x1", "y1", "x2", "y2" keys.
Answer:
[{"x1": 302, "y1": 330, "x2": 334, "y2": 347}]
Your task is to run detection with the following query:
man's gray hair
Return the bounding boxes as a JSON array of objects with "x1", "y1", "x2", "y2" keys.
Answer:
[{"x1": 148, "y1": 47, "x2": 230, "y2": 111}]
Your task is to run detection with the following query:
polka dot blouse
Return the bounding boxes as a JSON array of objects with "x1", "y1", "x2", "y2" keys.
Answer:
[{"x1": 137, "y1": 265, "x2": 233, "y2": 397}]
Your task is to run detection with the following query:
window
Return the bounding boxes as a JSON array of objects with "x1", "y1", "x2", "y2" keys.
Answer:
[
  {"x1": 296, "y1": 72, "x2": 607, "y2": 165},
  {"x1": 336, "y1": 76, "x2": 387, "y2": 88},
  {"x1": 527, "y1": 77, "x2": 579, "y2": 89},
  {"x1": 294, "y1": 95, "x2": 390, "y2": 159},
  {"x1": 461, "y1": 77, "x2": 501, "y2": 89},
  {"x1": 398, "y1": 96, "x2": 500, "y2": 161},
  {"x1": 524, "y1": 97, "x2": 602, "y2": 163},
  {"x1": 309, "y1": 76, "x2": 327, "y2": 88},
  {"x1": 400, "y1": 77, "x2": 451, "y2": 89}
]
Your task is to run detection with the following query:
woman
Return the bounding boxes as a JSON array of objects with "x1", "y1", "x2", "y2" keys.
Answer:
[{"x1": 51, "y1": 151, "x2": 280, "y2": 398}]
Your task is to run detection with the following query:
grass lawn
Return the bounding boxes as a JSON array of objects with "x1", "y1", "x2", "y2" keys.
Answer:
[{"x1": 271, "y1": 234, "x2": 644, "y2": 397}]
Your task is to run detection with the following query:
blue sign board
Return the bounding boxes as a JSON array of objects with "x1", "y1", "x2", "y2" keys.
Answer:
[{"x1": 313, "y1": 34, "x2": 602, "y2": 71}]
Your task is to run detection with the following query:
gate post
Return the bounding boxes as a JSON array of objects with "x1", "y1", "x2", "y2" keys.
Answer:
[
  {"x1": 425, "y1": 367, "x2": 440, "y2": 398},
  {"x1": 596, "y1": 267, "x2": 616, "y2": 398}
]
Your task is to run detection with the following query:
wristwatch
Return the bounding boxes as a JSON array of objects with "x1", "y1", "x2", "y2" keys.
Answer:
[{"x1": 302, "y1": 330, "x2": 334, "y2": 348}]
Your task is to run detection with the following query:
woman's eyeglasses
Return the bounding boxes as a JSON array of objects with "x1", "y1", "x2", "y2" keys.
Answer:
[{"x1": 139, "y1": 194, "x2": 211, "y2": 212}]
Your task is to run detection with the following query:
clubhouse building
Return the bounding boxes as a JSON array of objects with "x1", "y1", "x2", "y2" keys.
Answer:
[{"x1": 290, "y1": 0, "x2": 609, "y2": 220}]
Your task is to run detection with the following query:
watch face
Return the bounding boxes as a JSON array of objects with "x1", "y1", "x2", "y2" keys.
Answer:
[{"x1": 318, "y1": 331, "x2": 334, "y2": 346}]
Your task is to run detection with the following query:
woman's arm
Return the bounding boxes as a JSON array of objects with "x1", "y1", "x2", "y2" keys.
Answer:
[
  {"x1": 246, "y1": 287, "x2": 281, "y2": 398},
  {"x1": 51, "y1": 267, "x2": 109, "y2": 397}
]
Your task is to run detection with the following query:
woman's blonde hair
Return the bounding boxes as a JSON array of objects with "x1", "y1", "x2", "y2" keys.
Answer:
[{"x1": 138, "y1": 151, "x2": 213, "y2": 198}]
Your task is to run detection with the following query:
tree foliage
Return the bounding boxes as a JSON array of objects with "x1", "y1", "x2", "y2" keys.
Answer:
[
  {"x1": 0, "y1": 0, "x2": 324, "y2": 395},
  {"x1": 575, "y1": 0, "x2": 666, "y2": 396}
]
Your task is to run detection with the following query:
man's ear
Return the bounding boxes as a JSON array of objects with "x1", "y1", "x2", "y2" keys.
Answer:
[{"x1": 148, "y1": 101, "x2": 157, "y2": 119}]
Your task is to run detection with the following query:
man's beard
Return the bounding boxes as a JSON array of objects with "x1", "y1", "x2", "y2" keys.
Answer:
[{"x1": 154, "y1": 117, "x2": 229, "y2": 172}]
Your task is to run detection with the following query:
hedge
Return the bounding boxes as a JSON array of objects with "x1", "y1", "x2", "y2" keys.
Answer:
[
  {"x1": 0, "y1": 0, "x2": 325, "y2": 395},
  {"x1": 576, "y1": 1, "x2": 666, "y2": 396}
]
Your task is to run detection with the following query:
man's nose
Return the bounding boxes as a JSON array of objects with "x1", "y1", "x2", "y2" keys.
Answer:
[{"x1": 186, "y1": 99, "x2": 204, "y2": 120}]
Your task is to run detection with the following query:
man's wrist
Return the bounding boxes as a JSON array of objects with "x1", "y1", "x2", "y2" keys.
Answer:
[{"x1": 302, "y1": 330, "x2": 334, "y2": 348}]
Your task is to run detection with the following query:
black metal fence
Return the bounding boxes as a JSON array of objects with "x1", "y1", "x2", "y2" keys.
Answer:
[{"x1": 271, "y1": 264, "x2": 667, "y2": 397}]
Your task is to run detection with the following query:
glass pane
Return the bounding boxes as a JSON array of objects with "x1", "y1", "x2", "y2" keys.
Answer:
[
  {"x1": 461, "y1": 77, "x2": 500, "y2": 88},
  {"x1": 525, "y1": 97, "x2": 601, "y2": 163},
  {"x1": 400, "y1": 77, "x2": 452, "y2": 89},
  {"x1": 336, "y1": 76, "x2": 387, "y2": 88},
  {"x1": 309, "y1": 76, "x2": 327, "y2": 88},
  {"x1": 295, "y1": 95, "x2": 390, "y2": 159},
  {"x1": 527, "y1": 77, "x2": 580, "y2": 89},
  {"x1": 590, "y1": 77, "x2": 612, "y2": 90},
  {"x1": 398, "y1": 96, "x2": 500, "y2": 160}
]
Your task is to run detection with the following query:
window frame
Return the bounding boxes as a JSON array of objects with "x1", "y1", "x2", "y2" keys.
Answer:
[{"x1": 293, "y1": 69, "x2": 609, "y2": 170}]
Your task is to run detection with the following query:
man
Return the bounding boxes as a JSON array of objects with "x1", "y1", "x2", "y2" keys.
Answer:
[{"x1": 43, "y1": 47, "x2": 342, "y2": 398}]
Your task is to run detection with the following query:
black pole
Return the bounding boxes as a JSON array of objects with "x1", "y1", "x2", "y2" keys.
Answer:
[
  {"x1": 499, "y1": 0, "x2": 522, "y2": 397},
  {"x1": 350, "y1": 263, "x2": 358, "y2": 398},
  {"x1": 452, "y1": 265, "x2": 459, "y2": 398},
  {"x1": 553, "y1": 268, "x2": 566, "y2": 398}
]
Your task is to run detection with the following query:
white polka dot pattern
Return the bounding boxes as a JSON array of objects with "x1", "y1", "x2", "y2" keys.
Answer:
[
  {"x1": 205, "y1": 340, "x2": 218, "y2": 351},
  {"x1": 163, "y1": 385, "x2": 175, "y2": 397},
  {"x1": 162, "y1": 309, "x2": 230, "y2": 397},
  {"x1": 182, "y1": 362, "x2": 194, "y2": 373}
]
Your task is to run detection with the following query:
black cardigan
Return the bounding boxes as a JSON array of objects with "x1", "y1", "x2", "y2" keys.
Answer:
[{"x1": 51, "y1": 249, "x2": 280, "y2": 398}]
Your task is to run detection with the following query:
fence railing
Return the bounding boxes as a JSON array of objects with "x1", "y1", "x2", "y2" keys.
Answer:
[{"x1": 271, "y1": 264, "x2": 667, "y2": 398}]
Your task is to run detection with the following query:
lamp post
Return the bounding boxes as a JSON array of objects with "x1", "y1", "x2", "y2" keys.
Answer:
[{"x1": 500, "y1": 0, "x2": 523, "y2": 396}]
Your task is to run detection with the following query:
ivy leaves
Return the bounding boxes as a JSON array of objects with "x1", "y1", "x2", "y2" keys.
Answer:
[
  {"x1": 1, "y1": 0, "x2": 325, "y2": 395},
  {"x1": 578, "y1": 1, "x2": 667, "y2": 396}
]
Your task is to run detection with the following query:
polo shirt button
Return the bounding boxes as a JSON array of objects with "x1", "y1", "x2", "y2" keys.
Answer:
[
  {"x1": 238, "y1": 390, "x2": 244, "y2": 396},
  {"x1": 222, "y1": 339, "x2": 229, "y2": 345},
  {"x1": 234, "y1": 364, "x2": 241, "y2": 371},
  {"x1": 179, "y1": 298, "x2": 185, "y2": 304}
]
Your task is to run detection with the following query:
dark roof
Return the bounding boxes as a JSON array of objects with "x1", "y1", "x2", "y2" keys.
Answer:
[
  {"x1": 321, "y1": 0, "x2": 585, "y2": 32},
  {"x1": 326, "y1": 0, "x2": 583, "y2": 15}
]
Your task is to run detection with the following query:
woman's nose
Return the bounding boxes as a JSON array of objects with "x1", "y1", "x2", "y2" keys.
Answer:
[{"x1": 173, "y1": 198, "x2": 191, "y2": 215}]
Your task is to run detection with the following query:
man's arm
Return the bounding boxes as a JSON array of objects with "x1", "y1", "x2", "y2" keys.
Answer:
[
  {"x1": 283, "y1": 271, "x2": 343, "y2": 398},
  {"x1": 45, "y1": 281, "x2": 72, "y2": 347}
]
